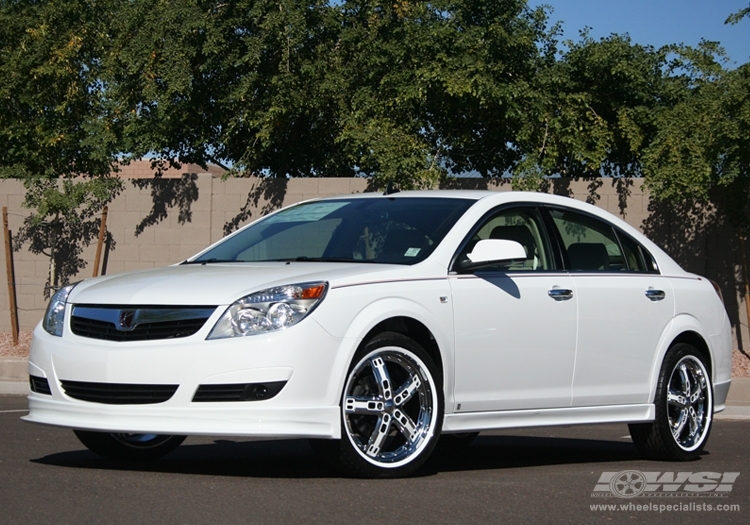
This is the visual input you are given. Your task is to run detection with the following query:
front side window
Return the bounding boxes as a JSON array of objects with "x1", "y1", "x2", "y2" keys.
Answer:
[
  {"x1": 191, "y1": 197, "x2": 474, "y2": 265},
  {"x1": 456, "y1": 207, "x2": 553, "y2": 271}
]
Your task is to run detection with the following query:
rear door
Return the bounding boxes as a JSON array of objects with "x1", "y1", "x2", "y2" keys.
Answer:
[{"x1": 546, "y1": 207, "x2": 675, "y2": 406}]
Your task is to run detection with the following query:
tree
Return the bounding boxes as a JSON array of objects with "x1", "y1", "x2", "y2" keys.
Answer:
[
  {"x1": 726, "y1": 3, "x2": 750, "y2": 25},
  {"x1": 0, "y1": 0, "x2": 123, "y2": 292},
  {"x1": 100, "y1": 0, "x2": 557, "y2": 189},
  {"x1": 510, "y1": 32, "x2": 688, "y2": 192},
  {"x1": 641, "y1": 43, "x2": 750, "y2": 333}
]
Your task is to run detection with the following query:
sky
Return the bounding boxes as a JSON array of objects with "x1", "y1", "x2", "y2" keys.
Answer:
[{"x1": 529, "y1": 0, "x2": 750, "y2": 66}]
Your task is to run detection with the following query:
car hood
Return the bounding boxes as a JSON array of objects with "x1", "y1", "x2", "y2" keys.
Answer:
[{"x1": 67, "y1": 262, "x2": 421, "y2": 306}]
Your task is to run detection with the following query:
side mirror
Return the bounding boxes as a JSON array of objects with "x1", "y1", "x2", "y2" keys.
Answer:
[{"x1": 460, "y1": 239, "x2": 526, "y2": 270}]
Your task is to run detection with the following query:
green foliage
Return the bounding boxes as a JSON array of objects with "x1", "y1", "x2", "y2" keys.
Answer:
[
  {"x1": 726, "y1": 4, "x2": 750, "y2": 25},
  {"x1": 0, "y1": 0, "x2": 123, "y2": 291},
  {"x1": 642, "y1": 44, "x2": 750, "y2": 232},
  {"x1": 97, "y1": 0, "x2": 555, "y2": 189},
  {"x1": 512, "y1": 32, "x2": 683, "y2": 190},
  {"x1": 1, "y1": 0, "x2": 749, "y2": 245},
  {"x1": 0, "y1": 0, "x2": 119, "y2": 179}
]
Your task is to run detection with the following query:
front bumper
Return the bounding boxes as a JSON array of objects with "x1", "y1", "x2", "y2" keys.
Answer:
[
  {"x1": 23, "y1": 318, "x2": 348, "y2": 439},
  {"x1": 24, "y1": 397, "x2": 339, "y2": 438}
]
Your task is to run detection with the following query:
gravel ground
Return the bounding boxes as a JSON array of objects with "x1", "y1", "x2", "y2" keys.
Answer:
[
  {"x1": 2, "y1": 331, "x2": 750, "y2": 377},
  {"x1": 0, "y1": 331, "x2": 32, "y2": 358}
]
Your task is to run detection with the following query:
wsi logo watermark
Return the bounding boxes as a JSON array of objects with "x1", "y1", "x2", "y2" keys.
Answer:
[{"x1": 592, "y1": 470, "x2": 740, "y2": 499}]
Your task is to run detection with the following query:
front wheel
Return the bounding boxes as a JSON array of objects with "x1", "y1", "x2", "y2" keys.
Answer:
[
  {"x1": 315, "y1": 332, "x2": 443, "y2": 478},
  {"x1": 74, "y1": 430, "x2": 186, "y2": 461},
  {"x1": 629, "y1": 343, "x2": 713, "y2": 461}
]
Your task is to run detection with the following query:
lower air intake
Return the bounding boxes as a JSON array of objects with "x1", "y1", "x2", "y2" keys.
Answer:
[
  {"x1": 30, "y1": 375, "x2": 52, "y2": 395},
  {"x1": 61, "y1": 380, "x2": 178, "y2": 405},
  {"x1": 192, "y1": 381, "x2": 287, "y2": 402}
]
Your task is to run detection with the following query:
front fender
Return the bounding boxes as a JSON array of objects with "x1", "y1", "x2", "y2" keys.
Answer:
[{"x1": 313, "y1": 280, "x2": 455, "y2": 415}]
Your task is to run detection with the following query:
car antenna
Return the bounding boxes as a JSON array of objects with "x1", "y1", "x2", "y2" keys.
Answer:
[{"x1": 383, "y1": 182, "x2": 400, "y2": 195}]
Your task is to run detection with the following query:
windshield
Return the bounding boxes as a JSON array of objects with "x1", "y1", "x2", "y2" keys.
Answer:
[{"x1": 191, "y1": 197, "x2": 474, "y2": 265}]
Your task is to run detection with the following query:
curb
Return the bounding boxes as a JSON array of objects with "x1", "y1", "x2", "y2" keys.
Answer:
[
  {"x1": 715, "y1": 406, "x2": 750, "y2": 420},
  {"x1": 0, "y1": 358, "x2": 28, "y2": 396}
]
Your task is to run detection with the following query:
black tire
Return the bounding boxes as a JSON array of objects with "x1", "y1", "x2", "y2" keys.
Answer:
[
  {"x1": 629, "y1": 343, "x2": 713, "y2": 461},
  {"x1": 74, "y1": 430, "x2": 186, "y2": 461},
  {"x1": 314, "y1": 332, "x2": 443, "y2": 478}
]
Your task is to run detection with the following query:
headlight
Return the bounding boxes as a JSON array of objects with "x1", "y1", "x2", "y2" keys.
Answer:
[
  {"x1": 42, "y1": 284, "x2": 76, "y2": 337},
  {"x1": 207, "y1": 281, "x2": 328, "y2": 339}
]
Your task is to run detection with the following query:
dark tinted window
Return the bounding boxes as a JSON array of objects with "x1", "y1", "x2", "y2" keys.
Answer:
[
  {"x1": 549, "y1": 208, "x2": 655, "y2": 272},
  {"x1": 550, "y1": 209, "x2": 625, "y2": 271},
  {"x1": 616, "y1": 231, "x2": 653, "y2": 273}
]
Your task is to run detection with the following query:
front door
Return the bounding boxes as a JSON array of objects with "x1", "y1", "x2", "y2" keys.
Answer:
[{"x1": 450, "y1": 206, "x2": 578, "y2": 412}]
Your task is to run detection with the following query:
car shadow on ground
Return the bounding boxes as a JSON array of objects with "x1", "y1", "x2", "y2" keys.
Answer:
[{"x1": 29, "y1": 431, "x2": 684, "y2": 479}]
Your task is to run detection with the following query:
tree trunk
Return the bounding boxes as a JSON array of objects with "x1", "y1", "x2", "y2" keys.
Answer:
[{"x1": 739, "y1": 233, "x2": 750, "y2": 347}]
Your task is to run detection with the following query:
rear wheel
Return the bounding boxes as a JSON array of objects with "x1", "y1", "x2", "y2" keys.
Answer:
[
  {"x1": 74, "y1": 430, "x2": 186, "y2": 461},
  {"x1": 629, "y1": 343, "x2": 712, "y2": 461},
  {"x1": 314, "y1": 332, "x2": 443, "y2": 478}
]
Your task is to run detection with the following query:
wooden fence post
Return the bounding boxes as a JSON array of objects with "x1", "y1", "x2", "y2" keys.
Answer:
[
  {"x1": 3, "y1": 207, "x2": 19, "y2": 345},
  {"x1": 92, "y1": 206, "x2": 108, "y2": 278}
]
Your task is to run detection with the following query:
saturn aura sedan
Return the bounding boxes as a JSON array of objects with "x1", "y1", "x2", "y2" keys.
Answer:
[{"x1": 25, "y1": 190, "x2": 732, "y2": 477}]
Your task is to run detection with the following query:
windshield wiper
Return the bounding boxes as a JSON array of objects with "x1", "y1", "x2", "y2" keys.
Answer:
[
  {"x1": 182, "y1": 258, "x2": 238, "y2": 265},
  {"x1": 272, "y1": 257, "x2": 377, "y2": 263}
]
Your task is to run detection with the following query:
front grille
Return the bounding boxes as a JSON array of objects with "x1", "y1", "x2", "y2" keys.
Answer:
[
  {"x1": 29, "y1": 375, "x2": 52, "y2": 395},
  {"x1": 60, "y1": 380, "x2": 178, "y2": 404},
  {"x1": 192, "y1": 381, "x2": 287, "y2": 402},
  {"x1": 70, "y1": 305, "x2": 216, "y2": 342}
]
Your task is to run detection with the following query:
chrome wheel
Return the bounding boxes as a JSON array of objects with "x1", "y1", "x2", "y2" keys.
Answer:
[
  {"x1": 666, "y1": 355, "x2": 711, "y2": 451},
  {"x1": 313, "y1": 332, "x2": 443, "y2": 477},
  {"x1": 629, "y1": 343, "x2": 713, "y2": 461},
  {"x1": 344, "y1": 347, "x2": 438, "y2": 467}
]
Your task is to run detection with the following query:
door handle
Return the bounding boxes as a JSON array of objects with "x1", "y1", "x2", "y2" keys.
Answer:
[
  {"x1": 645, "y1": 288, "x2": 666, "y2": 301},
  {"x1": 548, "y1": 288, "x2": 573, "y2": 301}
]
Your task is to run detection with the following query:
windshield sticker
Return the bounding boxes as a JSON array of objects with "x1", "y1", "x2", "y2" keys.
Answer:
[
  {"x1": 264, "y1": 202, "x2": 348, "y2": 224},
  {"x1": 404, "y1": 247, "x2": 421, "y2": 257}
]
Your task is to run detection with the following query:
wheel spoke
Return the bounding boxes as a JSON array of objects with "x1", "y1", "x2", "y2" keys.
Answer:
[
  {"x1": 671, "y1": 408, "x2": 688, "y2": 439},
  {"x1": 687, "y1": 406, "x2": 700, "y2": 438},
  {"x1": 678, "y1": 363, "x2": 690, "y2": 394},
  {"x1": 668, "y1": 390, "x2": 687, "y2": 408},
  {"x1": 365, "y1": 413, "x2": 392, "y2": 457},
  {"x1": 345, "y1": 396, "x2": 385, "y2": 414},
  {"x1": 392, "y1": 408, "x2": 419, "y2": 442},
  {"x1": 393, "y1": 374, "x2": 421, "y2": 407},
  {"x1": 370, "y1": 356, "x2": 393, "y2": 400},
  {"x1": 689, "y1": 389, "x2": 703, "y2": 405}
]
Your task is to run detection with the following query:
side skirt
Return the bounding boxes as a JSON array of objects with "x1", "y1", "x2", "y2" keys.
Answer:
[{"x1": 443, "y1": 404, "x2": 655, "y2": 433}]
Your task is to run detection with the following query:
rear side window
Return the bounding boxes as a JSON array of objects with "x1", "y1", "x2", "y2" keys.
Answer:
[
  {"x1": 549, "y1": 208, "x2": 653, "y2": 273},
  {"x1": 616, "y1": 231, "x2": 652, "y2": 272}
]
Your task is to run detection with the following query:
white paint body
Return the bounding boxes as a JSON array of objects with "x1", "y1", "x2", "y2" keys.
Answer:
[{"x1": 24, "y1": 191, "x2": 733, "y2": 439}]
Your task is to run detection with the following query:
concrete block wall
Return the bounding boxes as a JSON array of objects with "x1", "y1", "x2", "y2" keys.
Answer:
[{"x1": 1, "y1": 173, "x2": 748, "y2": 350}]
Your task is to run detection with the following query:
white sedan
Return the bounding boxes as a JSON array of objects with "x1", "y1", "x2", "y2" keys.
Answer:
[{"x1": 25, "y1": 190, "x2": 732, "y2": 478}]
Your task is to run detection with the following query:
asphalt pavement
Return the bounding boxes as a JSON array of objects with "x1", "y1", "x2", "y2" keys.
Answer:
[{"x1": 1, "y1": 394, "x2": 748, "y2": 525}]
